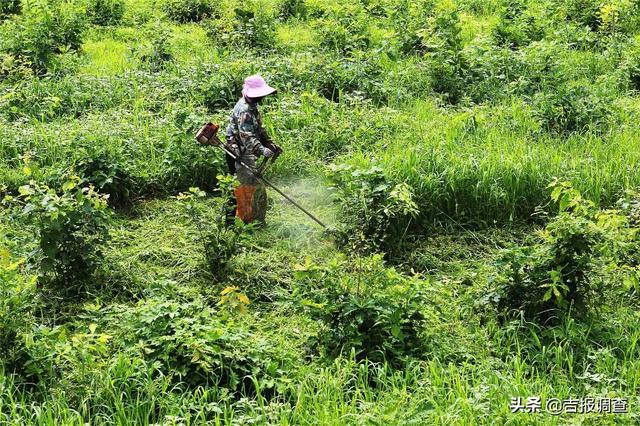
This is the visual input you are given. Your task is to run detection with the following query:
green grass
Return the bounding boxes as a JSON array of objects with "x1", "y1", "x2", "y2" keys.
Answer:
[
  {"x1": 80, "y1": 37, "x2": 132, "y2": 76},
  {"x1": 334, "y1": 99, "x2": 640, "y2": 225}
]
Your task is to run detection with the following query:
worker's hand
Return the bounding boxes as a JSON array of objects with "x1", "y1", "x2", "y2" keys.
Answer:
[{"x1": 263, "y1": 147, "x2": 275, "y2": 158}]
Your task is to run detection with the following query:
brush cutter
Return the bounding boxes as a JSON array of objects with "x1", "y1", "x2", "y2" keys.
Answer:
[{"x1": 195, "y1": 122, "x2": 328, "y2": 229}]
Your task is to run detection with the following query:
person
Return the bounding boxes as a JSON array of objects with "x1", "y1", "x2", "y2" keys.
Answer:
[{"x1": 224, "y1": 74, "x2": 280, "y2": 225}]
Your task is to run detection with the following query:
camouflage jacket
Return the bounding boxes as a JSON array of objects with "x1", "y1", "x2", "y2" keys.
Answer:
[{"x1": 225, "y1": 97, "x2": 269, "y2": 156}]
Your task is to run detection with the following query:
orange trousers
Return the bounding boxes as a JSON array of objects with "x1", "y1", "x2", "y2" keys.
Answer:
[{"x1": 234, "y1": 184, "x2": 267, "y2": 224}]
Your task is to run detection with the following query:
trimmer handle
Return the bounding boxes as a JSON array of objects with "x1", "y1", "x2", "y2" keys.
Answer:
[
  {"x1": 257, "y1": 142, "x2": 283, "y2": 175},
  {"x1": 267, "y1": 142, "x2": 283, "y2": 161}
]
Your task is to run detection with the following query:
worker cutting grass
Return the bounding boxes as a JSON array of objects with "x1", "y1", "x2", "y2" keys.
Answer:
[{"x1": 197, "y1": 74, "x2": 329, "y2": 230}]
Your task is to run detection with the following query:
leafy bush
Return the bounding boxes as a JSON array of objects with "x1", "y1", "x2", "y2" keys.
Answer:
[
  {"x1": 422, "y1": 1, "x2": 467, "y2": 103},
  {"x1": 162, "y1": 0, "x2": 213, "y2": 23},
  {"x1": 205, "y1": 3, "x2": 276, "y2": 50},
  {"x1": 562, "y1": 0, "x2": 601, "y2": 31},
  {"x1": 0, "y1": 74, "x2": 132, "y2": 120},
  {"x1": 460, "y1": 44, "x2": 520, "y2": 103},
  {"x1": 86, "y1": 0, "x2": 125, "y2": 26},
  {"x1": 327, "y1": 164, "x2": 418, "y2": 255},
  {"x1": 0, "y1": 0, "x2": 20, "y2": 20},
  {"x1": 0, "y1": 0, "x2": 87, "y2": 73},
  {"x1": 391, "y1": 0, "x2": 435, "y2": 56},
  {"x1": 19, "y1": 323, "x2": 113, "y2": 391},
  {"x1": 113, "y1": 295, "x2": 294, "y2": 392},
  {"x1": 530, "y1": 82, "x2": 613, "y2": 134},
  {"x1": 481, "y1": 180, "x2": 631, "y2": 322},
  {"x1": 74, "y1": 147, "x2": 137, "y2": 207},
  {"x1": 177, "y1": 182, "x2": 252, "y2": 280},
  {"x1": 279, "y1": 0, "x2": 306, "y2": 19},
  {"x1": 493, "y1": 0, "x2": 546, "y2": 49},
  {"x1": 612, "y1": 190, "x2": 640, "y2": 294},
  {"x1": 314, "y1": 6, "x2": 370, "y2": 54},
  {"x1": 0, "y1": 251, "x2": 38, "y2": 376},
  {"x1": 9, "y1": 175, "x2": 111, "y2": 292},
  {"x1": 158, "y1": 132, "x2": 226, "y2": 192},
  {"x1": 458, "y1": 0, "x2": 500, "y2": 15},
  {"x1": 198, "y1": 63, "x2": 246, "y2": 110},
  {"x1": 295, "y1": 254, "x2": 428, "y2": 366},
  {"x1": 597, "y1": 0, "x2": 640, "y2": 35},
  {"x1": 618, "y1": 39, "x2": 640, "y2": 91},
  {"x1": 392, "y1": 0, "x2": 472, "y2": 99},
  {"x1": 138, "y1": 26, "x2": 174, "y2": 71}
]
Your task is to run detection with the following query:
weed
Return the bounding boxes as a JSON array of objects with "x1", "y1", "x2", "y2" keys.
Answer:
[
  {"x1": 138, "y1": 25, "x2": 174, "y2": 71},
  {"x1": 87, "y1": 0, "x2": 125, "y2": 26},
  {"x1": 0, "y1": 251, "x2": 38, "y2": 377},
  {"x1": 205, "y1": 2, "x2": 276, "y2": 50},
  {"x1": 0, "y1": 0, "x2": 20, "y2": 20},
  {"x1": 7, "y1": 174, "x2": 111, "y2": 293},
  {"x1": 327, "y1": 163, "x2": 418, "y2": 255},
  {"x1": 162, "y1": 0, "x2": 213, "y2": 23},
  {"x1": 0, "y1": 0, "x2": 86, "y2": 73},
  {"x1": 481, "y1": 180, "x2": 632, "y2": 322},
  {"x1": 295, "y1": 254, "x2": 429, "y2": 366},
  {"x1": 177, "y1": 180, "x2": 252, "y2": 280}
]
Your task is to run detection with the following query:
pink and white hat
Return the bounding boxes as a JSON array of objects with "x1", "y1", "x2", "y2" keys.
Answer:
[{"x1": 242, "y1": 74, "x2": 277, "y2": 99}]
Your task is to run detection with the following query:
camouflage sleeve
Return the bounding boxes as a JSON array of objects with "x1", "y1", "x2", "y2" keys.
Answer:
[{"x1": 238, "y1": 111, "x2": 265, "y2": 155}]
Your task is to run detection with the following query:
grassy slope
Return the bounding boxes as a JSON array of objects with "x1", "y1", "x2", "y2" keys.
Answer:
[
  {"x1": 2, "y1": 0, "x2": 640, "y2": 424},
  {"x1": 2, "y1": 179, "x2": 639, "y2": 424}
]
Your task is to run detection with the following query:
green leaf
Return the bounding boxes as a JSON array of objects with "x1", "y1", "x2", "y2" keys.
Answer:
[{"x1": 62, "y1": 180, "x2": 76, "y2": 191}]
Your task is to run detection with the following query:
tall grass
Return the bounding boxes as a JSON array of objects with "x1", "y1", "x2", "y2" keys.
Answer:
[{"x1": 335, "y1": 99, "x2": 640, "y2": 225}]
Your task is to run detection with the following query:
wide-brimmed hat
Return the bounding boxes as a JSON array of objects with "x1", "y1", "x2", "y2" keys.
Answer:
[{"x1": 242, "y1": 75, "x2": 276, "y2": 99}]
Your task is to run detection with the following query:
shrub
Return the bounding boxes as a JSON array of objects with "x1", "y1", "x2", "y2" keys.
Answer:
[
  {"x1": 279, "y1": 0, "x2": 306, "y2": 19},
  {"x1": 198, "y1": 63, "x2": 246, "y2": 110},
  {"x1": 162, "y1": 0, "x2": 213, "y2": 23},
  {"x1": 458, "y1": 0, "x2": 500, "y2": 15},
  {"x1": 113, "y1": 295, "x2": 294, "y2": 391},
  {"x1": 9, "y1": 175, "x2": 111, "y2": 292},
  {"x1": 295, "y1": 254, "x2": 428, "y2": 366},
  {"x1": 18, "y1": 323, "x2": 113, "y2": 391},
  {"x1": 0, "y1": 0, "x2": 20, "y2": 20},
  {"x1": 314, "y1": 6, "x2": 370, "y2": 55},
  {"x1": 0, "y1": 251, "x2": 38, "y2": 376},
  {"x1": 562, "y1": 0, "x2": 601, "y2": 31},
  {"x1": 86, "y1": 0, "x2": 125, "y2": 26},
  {"x1": 138, "y1": 26, "x2": 174, "y2": 71},
  {"x1": 205, "y1": 3, "x2": 276, "y2": 50},
  {"x1": 481, "y1": 180, "x2": 631, "y2": 322},
  {"x1": 530, "y1": 82, "x2": 613, "y2": 134},
  {"x1": 0, "y1": 0, "x2": 87, "y2": 73},
  {"x1": 461, "y1": 44, "x2": 520, "y2": 103},
  {"x1": 391, "y1": 0, "x2": 436, "y2": 56},
  {"x1": 493, "y1": 0, "x2": 546, "y2": 49},
  {"x1": 613, "y1": 190, "x2": 640, "y2": 294},
  {"x1": 281, "y1": 52, "x2": 392, "y2": 104},
  {"x1": 0, "y1": 74, "x2": 132, "y2": 121},
  {"x1": 617, "y1": 39, "x2": 640, "y2": 92},
  {"x1": 158, "y1": 132, "x2": 226, "y2": 192},
  {"x1": 421, "y1": 1, "x2": 468, "y2": 103},
  {"x1": 74, "y1": 147, "x2": 137, "y2": 207},
  {"x1": 327, "y1": 164, "x2": 418, "y2": 255},
  {"x1": 177, "y1": 182, "x2": 252, "y2": 280}
]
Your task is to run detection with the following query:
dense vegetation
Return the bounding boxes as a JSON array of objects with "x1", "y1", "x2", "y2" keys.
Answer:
[{"x1": 1, "y1": 0, "x2": 640, "y2": 423}]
